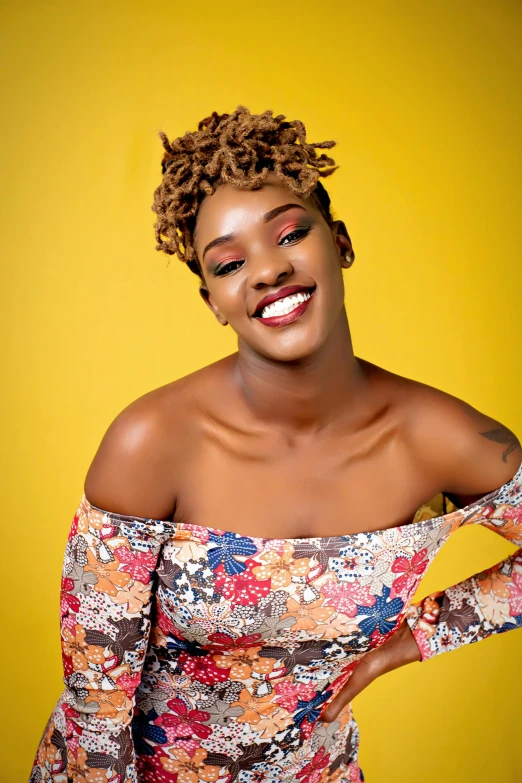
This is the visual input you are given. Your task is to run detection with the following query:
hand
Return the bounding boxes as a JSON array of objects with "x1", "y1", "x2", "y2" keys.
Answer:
[{"x1": 319, "y1": 620, "x2": 422, "y2": 723}]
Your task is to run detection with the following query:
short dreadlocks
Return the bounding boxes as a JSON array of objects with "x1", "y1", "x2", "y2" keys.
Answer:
[{"x1": 152, "y1": 106, "x2": 339, "y2": 279}]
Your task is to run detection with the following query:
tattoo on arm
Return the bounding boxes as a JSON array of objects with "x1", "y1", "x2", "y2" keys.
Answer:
[{"x1": 479, "y1": 427, "x2": 522, "y2": 463}]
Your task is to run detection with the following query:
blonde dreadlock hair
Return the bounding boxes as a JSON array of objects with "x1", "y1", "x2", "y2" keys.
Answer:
[{"x1": 152, "y1": 106, "x2": 338, "y2": 279}]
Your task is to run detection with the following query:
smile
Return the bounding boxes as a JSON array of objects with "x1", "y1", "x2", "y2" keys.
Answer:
[
  {"x1": 260, "y1": 290, "x2": 312, "y2": 318},
  {"x1": 255, "y1": 289, "x2": 315, "y2": 327}
]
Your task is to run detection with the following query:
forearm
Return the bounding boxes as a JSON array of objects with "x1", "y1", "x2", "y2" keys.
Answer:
[
  {"x1": 32, "y1": 495, "x2": 173, "y2": 781},
  {"x1": 405, "y1": 547, "x2": 522, "y2": 660}
]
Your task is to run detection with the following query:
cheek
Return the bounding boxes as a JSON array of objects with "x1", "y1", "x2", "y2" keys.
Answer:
[
  {"x1": 305, "y1": 234, "x2": 340, "y2": 278},
  {"x1": 218, "y1": 279, "x2": 245, "y2": 316}
]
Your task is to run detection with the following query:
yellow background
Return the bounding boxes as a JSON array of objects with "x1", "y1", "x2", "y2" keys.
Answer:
[{"x1": 2, "y1": 1, "x2": 521, "y2": 780}]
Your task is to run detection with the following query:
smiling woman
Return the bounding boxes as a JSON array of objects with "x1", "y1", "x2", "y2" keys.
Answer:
[
  {"x1": 190, "y1": 171, "x2": 355, "y2": 362},
  {"x1": 30, "y1": 106, "x2": 522, "y2": 783}
]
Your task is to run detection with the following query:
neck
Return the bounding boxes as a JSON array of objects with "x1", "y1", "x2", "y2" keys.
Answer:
[{"x1": 234, "y1": 309, "x2": 368, "y2": 437}]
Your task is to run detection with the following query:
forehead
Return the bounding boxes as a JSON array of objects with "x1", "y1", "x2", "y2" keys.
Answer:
[{"x1": 193, "y1": 173, "x2": 316, "y2": 246}]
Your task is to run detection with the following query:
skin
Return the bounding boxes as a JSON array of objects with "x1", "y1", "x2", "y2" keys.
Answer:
[{"x1": 85, "y1": 172, "x2": 521, "y2": 723}]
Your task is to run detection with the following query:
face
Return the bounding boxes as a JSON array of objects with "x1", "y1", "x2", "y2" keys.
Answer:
[{"x1": 193, "y1": 173, "x2": 355, "y2": 362}]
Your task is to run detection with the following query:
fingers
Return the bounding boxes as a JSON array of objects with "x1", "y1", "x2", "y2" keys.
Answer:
[
  {"x1": 319, "y1": 659, "x2": 375, "y2": 723},
  {"x1": 318, "y1": 622, "x2": 421, "y2": 723},
  {"x1": 319, "y1": 689, "x2": 351, "y2": 724}
]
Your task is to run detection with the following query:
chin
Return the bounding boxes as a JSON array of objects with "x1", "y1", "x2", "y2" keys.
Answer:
[{"x1": 253, "y1": 329, "x2": 328, "y2": 364}]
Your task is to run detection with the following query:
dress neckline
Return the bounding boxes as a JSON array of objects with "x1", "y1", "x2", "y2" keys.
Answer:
[{"x1": 83, "y1": 458, "x2": 522, "y2": 544}]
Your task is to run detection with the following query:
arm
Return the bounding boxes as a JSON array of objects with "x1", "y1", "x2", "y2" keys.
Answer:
[
  {"x1": 405, "y1": 468, "x2": 522, "y2": 659},
  {"x1": 320, "y1": 394, "x2": 522, "y2": 722},
  {"x1": 33, "y1": 400, "x2": 177, "y2": 781},
  {"x1": 404, "y1": 391, "x2": 522, "y2": 660}
]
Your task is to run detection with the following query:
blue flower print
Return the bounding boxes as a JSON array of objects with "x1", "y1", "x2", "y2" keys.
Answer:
[
  {"x1": 131, "y1": 709, "x2": 167, "y2": 756},
  {"x1": 166, "y1": 635, "x2": 208, "y2": 657},
  {"x1": 208, "y1": 531, "x2": 258, "y2": 575},
  {"x1": 293, "y1": 689, "x2": 332, "y2": 727},
  {"x1": 356, "y1": 586, "x2": 404, "y2": 636}
]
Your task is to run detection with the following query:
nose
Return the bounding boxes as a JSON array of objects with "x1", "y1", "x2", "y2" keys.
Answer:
[{"x1": 249, "y1": 249, "x2": 294, "y2": 290}]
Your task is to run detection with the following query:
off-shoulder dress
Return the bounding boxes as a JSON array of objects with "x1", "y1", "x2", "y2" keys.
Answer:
[{"x1": 31, "y1": 460, "x2": 522, "y2": 782}]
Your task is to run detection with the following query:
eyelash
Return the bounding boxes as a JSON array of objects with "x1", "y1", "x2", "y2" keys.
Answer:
[{"x1": 215, "y1": 226, "x2": 312, "y2": 276}]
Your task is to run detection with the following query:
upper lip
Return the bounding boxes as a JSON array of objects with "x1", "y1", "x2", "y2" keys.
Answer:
[{"x1": 252, "y1": 285, "x2": 315, "y2": 317}]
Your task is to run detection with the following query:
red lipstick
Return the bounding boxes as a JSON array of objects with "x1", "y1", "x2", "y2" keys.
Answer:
[
  {"x1": 253, "y1": 285, "x2": 315, "y2": 317},
  {"x1": 254, "y1": 289, "x2": 315, "y2": 328}
]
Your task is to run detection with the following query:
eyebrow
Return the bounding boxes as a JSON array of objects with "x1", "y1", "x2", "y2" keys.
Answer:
[{"x1": 202, "y1": 203, "x2": 307, "y2": 261}]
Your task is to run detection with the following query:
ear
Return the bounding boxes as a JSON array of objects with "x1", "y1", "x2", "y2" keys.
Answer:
[
  {"x1": 331, "y1": 220, "x2": 355, "y2": 268},
  {"x1": 199, "y1": 285, "x2": 228, "y2": 326}
]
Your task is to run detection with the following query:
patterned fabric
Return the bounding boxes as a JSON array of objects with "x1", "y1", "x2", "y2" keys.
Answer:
[{"x1": 31, "y1": 461, "x2": 522, "y2": 782}]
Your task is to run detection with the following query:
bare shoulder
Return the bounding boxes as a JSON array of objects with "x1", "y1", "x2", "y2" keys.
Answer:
[
  {"x1": 84, "y1": 356, "x2": 232, "y2": 520},
  {"x1": 378, "y1": 365, "x2": 521, "y2": 501}
]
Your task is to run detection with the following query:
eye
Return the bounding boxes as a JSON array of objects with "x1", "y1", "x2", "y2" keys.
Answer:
[
  {"x1": 279, "y1": 226, "x2": 312, "y2": 245},
  {"x1": 215, "y1": 259, "x2": 244, "y2": 276}
]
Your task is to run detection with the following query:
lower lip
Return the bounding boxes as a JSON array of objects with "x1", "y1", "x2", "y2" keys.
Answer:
[{"x1": 254, "y1": 292, "x2": 315, "y2": 328}]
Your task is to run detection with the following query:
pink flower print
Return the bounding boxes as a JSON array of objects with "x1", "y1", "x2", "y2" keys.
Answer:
[
  {"x1": 214, "y1": 558, "x2": 271, "y2": 606},
  {"x1": 274, "y1": 681, "x2": 316, "y2": 712},
  {"x1": 113, "y1": 546, "x2": 157, "y2": 584},
  {"x1": 391, "y1": 548, "x2": 429, "y2": 594},
  {"x1": 251, "y1": 536, "x2": 285, "y2": 555},
  {"x1": 504, "y1": 504, "x2": 522, "y2": 523},
  {"x1": 155, "y1": 698, "x2": 212, "y2": 739},
  {"x1": 345, "y1": 760, "x2": 365, "y2": 782},
  {"x1": 296, "y1": 682, "x2": 317, "y2": 701},
  {"x1": 65, "y1": 728, "x2": 79, "y2": 755},
  {"x1": 274, "y1": 680, "x2": 301, "y2": 711},
  {"x1": 174, "y1": 738, "x2": 200, "y2": 758},
  {"x1": 321, "y1": 580, "x2": 375, "y2": 616},
  {"x1": 137, "y1": 749, "x2": 179, "y2": 783},
  {"x1": 411, "y1": 627, "x2": 433, "y2": 661},
  {"x1": 157, "y1": 607, "x2": 177, "y2": 636},
  {"x1": 179, "y1": 651, "x2": 231, "y2": 686},
  {"x1": 68, "y1": 515, "x2": 79, "y2": 541},
  {"x1": 60, "y1": 589, "x2": 80, "y2": 614},
  {"x1": 62, "y1": 652, "x2": 74, "y2": 678},
  {"x1": 300, "y1": 718, "x2": 315, "y2": 741},
  {"x1": 296, "y1": 746, "x2": 330, "y2": 783},
  {"x1": 116, "y1": 671, "x2": 141, "y2": 699},
  {"x1": 62, "y1": 577, "x2": 74, "y2": 593},
  {"x1": 60, "y1": 590, "x2": 81, "y2": 633}
]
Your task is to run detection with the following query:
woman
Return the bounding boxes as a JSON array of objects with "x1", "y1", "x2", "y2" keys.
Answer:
[{"x1": 31, "y1": 106, "x2": 522, "y2": 782}]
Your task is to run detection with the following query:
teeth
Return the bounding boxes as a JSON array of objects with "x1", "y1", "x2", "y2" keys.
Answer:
[{"x1": 260, "y1": 291, "x2": 312, "y2": 319}]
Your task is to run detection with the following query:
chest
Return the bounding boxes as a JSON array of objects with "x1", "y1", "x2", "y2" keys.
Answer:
[{"x1": 173, "y1": 426, "x2": 441, "y2": 539}]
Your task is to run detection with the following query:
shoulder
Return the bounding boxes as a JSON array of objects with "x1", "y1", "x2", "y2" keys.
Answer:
[
  {"x1": 84, "y1": 358, "x2": 230, "y2": 519},
  {"x1": 392, "y1": 373, "x2": 521, "y2": 502}
]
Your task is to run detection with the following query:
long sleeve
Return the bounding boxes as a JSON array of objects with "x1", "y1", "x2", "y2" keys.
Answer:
[
  {"x1": 30, "y1": 496, "x2": 175, "y2": 783},
  {"x1": 405, "y1": 460, "x2": 522, "y2": 661}
]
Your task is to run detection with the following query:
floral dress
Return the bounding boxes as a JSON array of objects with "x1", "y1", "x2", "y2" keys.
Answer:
[{"x1": 31, "y1": 460, "x2": 522, "y2": 783}]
